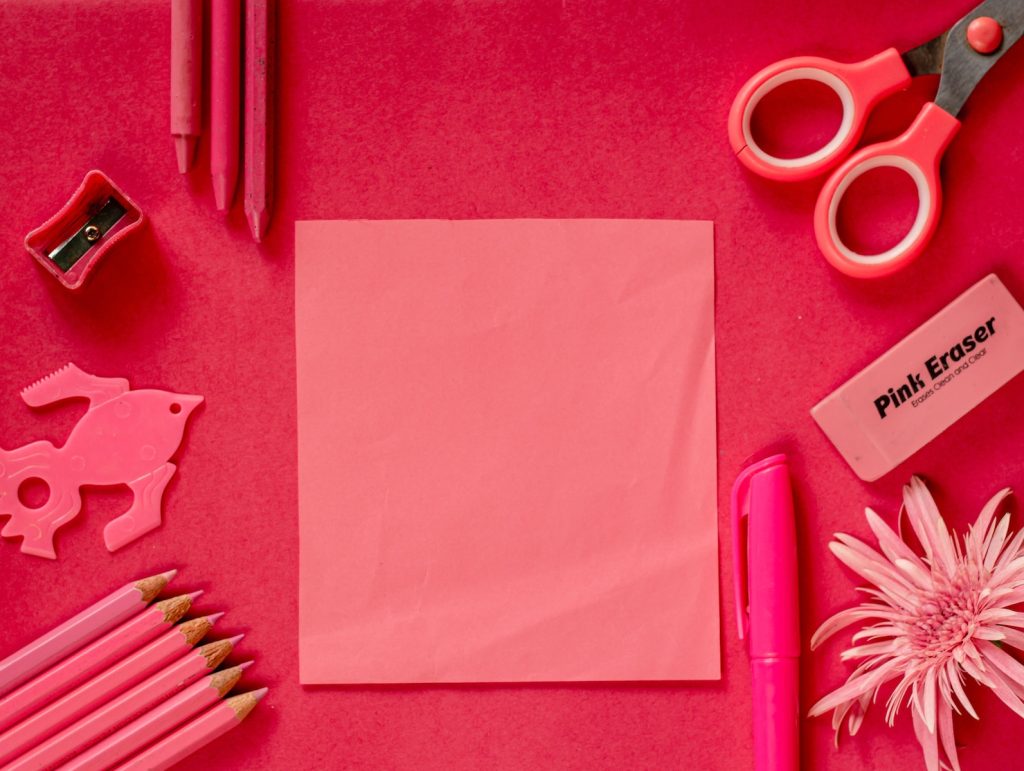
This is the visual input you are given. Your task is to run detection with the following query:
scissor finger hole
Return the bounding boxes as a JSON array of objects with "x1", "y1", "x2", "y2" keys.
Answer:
[
  {"x1": 742, "y1": 67, "x2": 855, "y2": 168},
  {"x1": 748, "y1": 79, "x2": 844, "y2": 161},
  {"x1": 835, "y1": 164, "x2": 919, "y2": 256},
  {"x1": 827, "y1": 155, "x2": 930, "y2": 266}
]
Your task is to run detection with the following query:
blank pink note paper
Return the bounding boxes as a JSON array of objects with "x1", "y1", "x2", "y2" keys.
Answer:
[{"x1": 296, "y1": 219, "x2": 718, "y2": 683}]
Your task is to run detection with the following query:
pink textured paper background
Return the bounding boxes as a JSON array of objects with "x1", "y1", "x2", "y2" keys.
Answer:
[{"x1": 1, "y1": 1, "x2": 1024, "y2": 768}]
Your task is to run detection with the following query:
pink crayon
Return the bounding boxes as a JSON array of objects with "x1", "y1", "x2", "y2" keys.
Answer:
[
  {"x1": 0, "y1": 615, "x2": 219, "y2": 765},
  {"x1": 244, "y1": 0, "x2": 276, "y2": 241},
  {"x1": 60, "y1": 661, "x2": 250, "y2": 771},
  {"x1": 0, "y1": 572, "x2": 175, "y2": 699},
  {"x1": 211, "y1": 0, "x2": 241, "y2": 210},
  {"x1": 170, "y1": 0, "x2": 203, "y2": 173},
  {"x1": 0, "y1": 593, "x2": 197, "y2": 734}
]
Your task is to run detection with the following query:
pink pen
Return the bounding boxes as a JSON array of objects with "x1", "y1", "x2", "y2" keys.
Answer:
[{"x1": 732, "y1": 454, "x2": 800, "y2": 771}]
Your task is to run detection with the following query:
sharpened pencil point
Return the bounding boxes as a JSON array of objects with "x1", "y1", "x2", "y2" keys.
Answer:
[
  {"x1": 252, "y1": 687, "x2": 268, "y2": 701},
  {"x1": 239, "y1": 660, "x2": 255, "y2": 670},
  {"x1": 161, "y1": 569, "x2": 178, "y2": 581},
  {"x1": 207, "y1": 611, "x2": 225, "y2": 623},
  {"x1": 227, "y1": 633, "x2": 245, "y2": 645},
  {"x1": 187, "y1": 590, "x2": 204, "y2": 601}
]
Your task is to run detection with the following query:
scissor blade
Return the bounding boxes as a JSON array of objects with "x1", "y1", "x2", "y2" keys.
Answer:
[{"x1": 934, "y1": 0, "x2": 1024, "y2": 116}]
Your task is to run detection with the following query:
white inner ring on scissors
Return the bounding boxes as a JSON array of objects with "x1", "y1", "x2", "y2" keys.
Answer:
[
  {"x1": 827, "y1": 155, "x2": 930, "y2": 265},
  {"x1": 741, "y1": 67, "x2": 855, "y2": 167}
]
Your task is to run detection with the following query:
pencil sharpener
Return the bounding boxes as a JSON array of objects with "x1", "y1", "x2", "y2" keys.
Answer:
[{"x1": 24, "y1": 170, "x2": 144, "y2": 290}]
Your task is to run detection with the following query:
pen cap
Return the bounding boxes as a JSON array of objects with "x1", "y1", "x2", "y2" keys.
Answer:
[{"x1": 731, "y1": 454, "x2": 800, "y2": 658}]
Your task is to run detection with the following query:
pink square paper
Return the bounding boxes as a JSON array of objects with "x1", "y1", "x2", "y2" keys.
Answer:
[{"x1": 296, "y1": 219, "x2": 718, "y2": 683}]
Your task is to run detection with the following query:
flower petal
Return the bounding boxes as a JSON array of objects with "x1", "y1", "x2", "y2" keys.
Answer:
[
  {"x1": 945, "y1": 659, "x2": 978, "y2": 720},
  {"x1": 937, "y1": 698, "x2": 962, "y2": 771},
  {"x1": 905, "y1": 477, "x2": 958, "y2": 577},
  {"x1": 811, "y1": 606, "x2": 895, "y2": 650},
  {"x1": 970, "y1": 488, "x2": 1013, "y2": 563},
  {"x1": 866, "y1": 507, "x2": 926, "y2": 568},
  {"x1": 985, "y1": 514, "x2": 1012, "y2": 572},
  {"x1": 808, "y1": 661, "x2": 899, "y2": 717},
  {"x1": 911, "y1": 700, "x2": 941, "y2": 771}
]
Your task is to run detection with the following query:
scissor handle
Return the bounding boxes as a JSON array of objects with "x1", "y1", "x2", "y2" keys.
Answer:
[
  {"x1": 813, "y1": 103, "x2": 961, "y2": 278},
  {"x1": 728, "y1": 49, "x2": 911, "y2": 181}
]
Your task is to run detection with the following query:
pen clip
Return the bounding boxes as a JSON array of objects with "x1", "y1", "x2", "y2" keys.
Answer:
[
  {"x1": 730, "y1": 464, "x2": 753, "y2": 644},
  {"x1": 731, "y1": 453, "x2": 787, "y2": 644}
]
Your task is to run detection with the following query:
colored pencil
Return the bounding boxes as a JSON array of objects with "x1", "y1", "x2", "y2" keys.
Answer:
[
  {"x1": 244, "y1": 0, "x2": 275, "y2": 241},
  {"x1": 60, "y1": 662, "x2": 251, "y2": 771},
  {"x1": 0, "y1": 571, "x2": 176, "y2": 699},
  {"x1": 114, "y1": 689, "x2": 267, "y2": 771},
  {"x1": 170, "y1": 0, "x2": 203, "y2": 173},
  {"x1": 9, "y1": 642, "x2": 242, "y2": 771},
  {"x1": 0, "y1": 615, "x2": 219, "y2": 765},
  {"x1": 211, "y1": 0, "x2": 241, "y2": 210},
  {"x1": 0, "y1": 593, "x2": 198, "y2": 735}
]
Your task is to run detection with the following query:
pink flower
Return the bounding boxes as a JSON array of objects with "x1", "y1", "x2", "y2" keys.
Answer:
[{"x1": 809, "y1": 477, "x2": 1024, "y2": 771}]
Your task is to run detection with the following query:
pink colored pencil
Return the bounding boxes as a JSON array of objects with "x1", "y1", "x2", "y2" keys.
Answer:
[
  {"x1": 0, "y1": 615, "x2": 218, "y2": 765},
  {"x1": 9, "y1": 645, "x2": 242, "y2": 771},
  {"x1": 0, "y1": 571, "x2": 176, "y2": 700},
  {"x1": 211, "y1": 0, "x2": 241, "y2": 210},
  {"x1": 244, "y1": 0, "x2": 276, "y2": 241},
  {"x1": 170, "y1": 0, "x2": 204, "y2": 173},
  {"x1": 59, "y1": 662, "x2": 251, "y2": 771},
  {"x1": 114, "y1": 689, "x2": 266, "y2": 771},
  {"x1": 0, "y1": 594, "x2": 197, "y2": 735}
]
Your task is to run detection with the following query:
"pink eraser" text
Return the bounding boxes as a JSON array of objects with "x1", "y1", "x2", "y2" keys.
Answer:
[{"x1": 812, "y1": 274, "x2": 1024, "y2": 481}]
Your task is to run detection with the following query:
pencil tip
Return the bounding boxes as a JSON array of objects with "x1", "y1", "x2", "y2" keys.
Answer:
[
  {"x1": 252, "y1": 687, "x2": 269, "y2": 701},
  {"x1": 187, "y1": 590, "x2": 203, "y2": 600},
  {"x1": 227, "y1": 633, "x2": 245, "y2": 646},
  {"x1": 212, "y1": 172, "x2": 235, "y2": 211},
  {"x1": 174, "y1": 134, "x2": 198, "y2": 174},
  {"x1": 162, "y1": 569, "x2": 178, "y2": 581},
  {"x1": 239, "y1": 660, "x2": 255, "y2": 670},
  {"x1": 207, "y1": 611, "x2": 226, "y2": 623}
]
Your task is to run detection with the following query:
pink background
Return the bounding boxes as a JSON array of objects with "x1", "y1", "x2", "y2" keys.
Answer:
[{"x1": 2, "y1": 0, "x2": 1024, "y2": 768}]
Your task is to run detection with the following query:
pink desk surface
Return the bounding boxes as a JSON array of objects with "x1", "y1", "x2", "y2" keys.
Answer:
[{"x1": 2, "y1": 1, "x2": 1024, "y2": 768}]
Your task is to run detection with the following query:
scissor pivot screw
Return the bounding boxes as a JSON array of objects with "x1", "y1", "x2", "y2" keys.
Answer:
[
  {"x1": 84, "y1": 225, "x2": 101, "y2": 242},
  {"x1": 967, "y1": 17, "x2": 1003, "y2": 55}
]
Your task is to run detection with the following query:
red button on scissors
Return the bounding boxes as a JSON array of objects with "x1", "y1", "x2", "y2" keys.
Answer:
[{"x1": 728, "y1": 0, "x2": 1024, "y2": 278}]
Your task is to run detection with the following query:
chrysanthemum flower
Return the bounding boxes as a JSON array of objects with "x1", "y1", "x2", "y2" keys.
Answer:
[{"x1": 809, "y1": 477, "x2": 1024, "y2": 771}]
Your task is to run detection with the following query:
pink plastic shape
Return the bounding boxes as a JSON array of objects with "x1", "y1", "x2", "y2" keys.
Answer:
[
  {"x1": 297, "y1": 219, "x2": 719, "y2": 683},
  {"x1": 23, "y1": 170, "x2": 144, "y2": 291},
  {"x1": 812, "y1": 102, "x2": 960, "y2": 278},
  {"x1": 728, "y1": 48, "x2": 910, "y2": 181},
  {"x1": 0, "y1": 363, "x2": 202, "y2": 558}
]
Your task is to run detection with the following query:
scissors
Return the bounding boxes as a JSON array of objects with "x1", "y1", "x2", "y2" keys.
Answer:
[{"x1": 728, "y1": 0, "x2": 1024, "y2": 278}]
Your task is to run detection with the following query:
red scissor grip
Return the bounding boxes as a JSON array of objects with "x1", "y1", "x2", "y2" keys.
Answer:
[
  {"x1": 813, "y1": 103, "x2": 960, "y2": 278},
  {"x1": 728, "y1": 48, "x2": 910, "y2": 181}
]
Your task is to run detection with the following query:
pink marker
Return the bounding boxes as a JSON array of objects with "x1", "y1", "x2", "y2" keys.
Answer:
[
  {"x1": 211, "y1": 0, "x2": 241, "y2": 210},
  {"x1": 732, "y1": 454, "x2": 800, "y2": 771}
]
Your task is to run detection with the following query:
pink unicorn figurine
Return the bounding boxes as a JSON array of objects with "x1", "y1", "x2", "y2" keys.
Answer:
[{"x1": 0, "y1": 363, "x2": 202, "y2": 558}]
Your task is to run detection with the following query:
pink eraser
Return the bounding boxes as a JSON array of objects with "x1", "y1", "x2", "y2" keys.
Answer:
[{"x1": 812, "y1": 274, "x2": 1024, "y2": 481}]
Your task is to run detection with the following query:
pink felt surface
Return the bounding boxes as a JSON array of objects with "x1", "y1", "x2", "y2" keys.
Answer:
[{"x1": 2, "y1": 0, "x2": 1024, "y2": 768}]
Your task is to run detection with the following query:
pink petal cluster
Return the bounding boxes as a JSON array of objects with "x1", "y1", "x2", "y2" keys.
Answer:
[{"x1": 810, "y1": 477, "x2": 1024, "y2": 771}]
